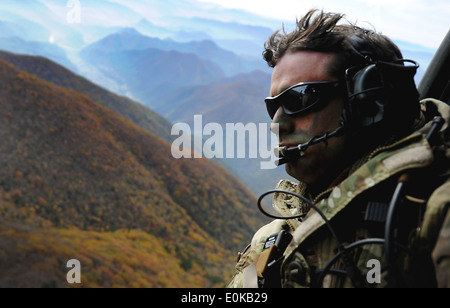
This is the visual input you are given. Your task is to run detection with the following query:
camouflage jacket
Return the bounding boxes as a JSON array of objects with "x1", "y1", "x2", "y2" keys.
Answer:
[{"x1": 227, "y1": 99, "x2": 450, "y2": 288}]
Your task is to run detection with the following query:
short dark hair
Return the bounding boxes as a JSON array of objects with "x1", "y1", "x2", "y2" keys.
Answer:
[{"x1": 263, "y1": 9, "x2": 403, "y2": 79}]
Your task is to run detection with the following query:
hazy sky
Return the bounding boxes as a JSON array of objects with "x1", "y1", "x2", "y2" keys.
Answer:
[{"x1": 197, "y1": 0, "x2": 449, "y2": 49}]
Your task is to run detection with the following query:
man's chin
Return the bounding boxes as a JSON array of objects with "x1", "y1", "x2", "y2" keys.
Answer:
[
  {"x1": 285, "y1": 160, "x2": 299, "y2": 180},
  {"x1": 284, "y1": 157, "x2": 312, "y2": 183}
]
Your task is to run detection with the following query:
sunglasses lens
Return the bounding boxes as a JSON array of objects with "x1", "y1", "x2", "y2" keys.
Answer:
[
  {"x1": 265, "y1": 82, "x2": 340, "y2": 119},
  {"x1": 282, "y1": 86, "x2": 320, "y2": 114},
  {"x1": 266, "y1": 101, "x2": 279, "y2": 119}
]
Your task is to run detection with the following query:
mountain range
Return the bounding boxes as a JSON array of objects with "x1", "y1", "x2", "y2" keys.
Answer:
[
  {"x1": 0, "y1": 50, "x2": 173, "y2": 143},
  {"x1": 0, "y1": 54, "x2": 268, "y2": 287},
  {"x1": 76, "y1": 26, "x2": 292, "y2": 193}
]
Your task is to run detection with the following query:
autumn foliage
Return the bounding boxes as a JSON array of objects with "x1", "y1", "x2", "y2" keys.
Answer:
[{"x1": 0, "y1": 56, "x2": 267, "y2": 288}]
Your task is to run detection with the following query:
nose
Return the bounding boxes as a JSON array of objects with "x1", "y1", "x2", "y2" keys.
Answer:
[{"x1": 270, "y1": 107, "x2": 295, "y2": 136}]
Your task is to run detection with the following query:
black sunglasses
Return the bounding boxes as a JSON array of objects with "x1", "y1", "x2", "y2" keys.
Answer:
[{"x1": 265, "y1": 81, "x2": 343, "y2": 119}]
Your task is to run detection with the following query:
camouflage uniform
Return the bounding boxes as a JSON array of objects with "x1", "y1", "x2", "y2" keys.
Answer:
[{"x1": 228, "y1": 98, "x2": 450, "y2": 288}]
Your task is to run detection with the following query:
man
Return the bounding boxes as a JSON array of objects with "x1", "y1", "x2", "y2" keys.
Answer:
[{"x1": 227, "y1": 9, "x2": 450, "y2": 288}]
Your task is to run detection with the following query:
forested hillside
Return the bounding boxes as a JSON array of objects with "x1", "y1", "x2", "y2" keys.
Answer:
[
  {"x1": 0, "y1": 50, "x2": 173, "y2": 143},
  {"x1": 0, "y1": 58, "x2": 267, "y2": 287}
]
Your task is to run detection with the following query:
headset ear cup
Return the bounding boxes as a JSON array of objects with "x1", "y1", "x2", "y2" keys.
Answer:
[
  {"x1": 378, "y1": 61, "x2": 420, "y2": 124},
  {"x1": 347, "y1": 64, "x2": 386, "y2": 128}
]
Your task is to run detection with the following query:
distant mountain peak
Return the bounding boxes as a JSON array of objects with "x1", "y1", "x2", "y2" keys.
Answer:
[{"x1": 118, "y1": 27, "x2": 142, "y2": 36}]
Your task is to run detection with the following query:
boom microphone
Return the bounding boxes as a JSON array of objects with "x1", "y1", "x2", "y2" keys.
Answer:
[{"x1": 275, "y1": 123, "x2": 346, "y2": 166}]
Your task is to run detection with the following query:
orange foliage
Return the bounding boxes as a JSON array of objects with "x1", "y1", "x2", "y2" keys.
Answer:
[{"x1": 0, "y1": 56, "x2": 266, "y2": 288}]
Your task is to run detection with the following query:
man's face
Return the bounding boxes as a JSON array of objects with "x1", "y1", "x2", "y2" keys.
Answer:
[{"x1": 269, "y1": 51, "x2": 348, "y2": 187}]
